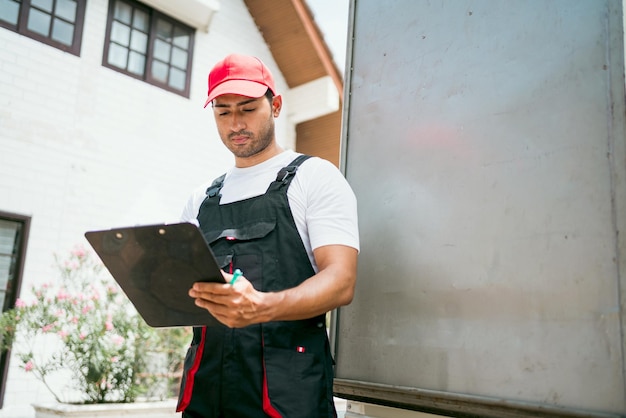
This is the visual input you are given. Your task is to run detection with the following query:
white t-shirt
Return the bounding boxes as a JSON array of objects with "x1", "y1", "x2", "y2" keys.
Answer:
[{"x1": 180, "y1": 150, "x2": 359, "y2": 271}]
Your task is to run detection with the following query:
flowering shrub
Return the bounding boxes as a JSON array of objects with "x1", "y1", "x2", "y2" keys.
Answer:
[{"x1": 0, "y1": 245, "x2": 191, "y2": 404}]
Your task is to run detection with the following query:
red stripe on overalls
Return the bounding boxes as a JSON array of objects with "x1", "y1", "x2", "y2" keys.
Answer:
[
  {"x1": 176, "y1": 326, "x2": 207, "y2": 412},
  {"x1": 262, "y1": 336, "x2": 282, "y2": 418}
]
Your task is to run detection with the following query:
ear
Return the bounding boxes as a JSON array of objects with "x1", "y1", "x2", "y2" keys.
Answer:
[{"x1": 271, "y1": 95, "x2": 282, "y2": 117}]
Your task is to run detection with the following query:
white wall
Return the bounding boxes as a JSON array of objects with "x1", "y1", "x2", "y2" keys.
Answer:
[{"x1": 0, "y1": 0, "x2": 294, "y2": 416}]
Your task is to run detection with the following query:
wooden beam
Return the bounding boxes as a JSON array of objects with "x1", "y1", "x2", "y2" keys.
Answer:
[{"x1": 290, "y1": 0, "x2": 344, "y2": 102}]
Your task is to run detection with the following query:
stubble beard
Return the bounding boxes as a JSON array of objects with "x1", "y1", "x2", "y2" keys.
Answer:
[{"x1": 228, "y1": 119, "x2": 275, "y2": 159}]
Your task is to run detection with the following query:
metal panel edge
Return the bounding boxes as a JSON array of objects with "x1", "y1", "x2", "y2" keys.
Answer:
[
  {"x1": 330, "y1": 0, "x2": 357, "y2": 362},
  {"x1": 608, "y1": 0, "x2": 626, "y2": 403},
  {"x1": 334, "y1": 379, "x2": 624, "y2": 418},
  {"x1": 337, "y1": 0, "x2": 356, "y2": 175}
]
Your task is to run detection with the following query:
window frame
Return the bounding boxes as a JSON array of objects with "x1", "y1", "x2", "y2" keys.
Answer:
[
  {"x1": 0, "y1": 211, "x2": 30, "y2": 408},
  {"x1": 0, "y1": 0, "x2": 86, "y2": 56},
  {"x1": 102, "y1": 0, "x2": 195, "y2": 98}
]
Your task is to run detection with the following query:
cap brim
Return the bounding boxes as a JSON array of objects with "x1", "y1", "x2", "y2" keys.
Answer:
[{"x1": 203, "y1": 80, "x2": 270, "y2": 108}]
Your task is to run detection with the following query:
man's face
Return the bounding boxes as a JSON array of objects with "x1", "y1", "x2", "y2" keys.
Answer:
[{"x1": 212, "y1": 94, "x2": 279, "y2": 159}]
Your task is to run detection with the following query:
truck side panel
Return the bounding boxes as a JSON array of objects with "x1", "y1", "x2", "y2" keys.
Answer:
[{"x1": 335, "y1": 1, "x2": 626, "y2": 416}]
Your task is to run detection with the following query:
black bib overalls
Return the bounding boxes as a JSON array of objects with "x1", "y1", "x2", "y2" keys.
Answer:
[{"x1": 177, "y1": 155, "x2": 337, "y2": 418}]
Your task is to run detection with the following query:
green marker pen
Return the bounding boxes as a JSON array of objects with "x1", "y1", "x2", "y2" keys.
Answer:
[{"x1": 230, "y1": 269, "x2": 243, "y2": 285}]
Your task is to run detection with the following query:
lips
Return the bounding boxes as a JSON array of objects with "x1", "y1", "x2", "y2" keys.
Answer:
[
  {"x1": 229, "y1": 130, "x2": 251, "y2": 144},
  {"x1": 231, "y1": 136, "x2": 248, "y2": 145}
]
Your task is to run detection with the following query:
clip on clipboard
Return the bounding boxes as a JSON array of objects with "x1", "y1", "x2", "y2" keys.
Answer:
[{"x1": 85, "y1": 222, "x2": 224, "y2": 328}]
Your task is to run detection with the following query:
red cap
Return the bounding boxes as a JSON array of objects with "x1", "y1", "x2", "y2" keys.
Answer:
[{"x1": 204, "y1": 54, "x2": 276, "y2": 108}]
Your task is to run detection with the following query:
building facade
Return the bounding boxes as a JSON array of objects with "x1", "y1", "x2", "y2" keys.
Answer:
[{"x1": 0, "y1": 0, "x2": 342, "y2": 416}]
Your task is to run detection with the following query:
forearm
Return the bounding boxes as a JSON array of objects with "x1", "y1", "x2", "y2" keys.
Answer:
[
  {"x1": 262, "y1": 265, "x2": 355, "y2": 322},
  {"x1": 190, "y1": 245, "x2": 358, "y2": 328},
  {"x1": 258, "y1": 245, "x2": 358, "y2": 322}
]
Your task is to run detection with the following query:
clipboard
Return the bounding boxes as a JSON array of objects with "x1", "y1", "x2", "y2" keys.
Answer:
[{"x1": 84, "y1": 222, "x2": 224, "y2": 328}]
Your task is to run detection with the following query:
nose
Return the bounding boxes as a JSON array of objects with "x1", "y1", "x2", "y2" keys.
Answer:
[{"x1": 229, "y1": 112, "x2": 246, "y2": 132}]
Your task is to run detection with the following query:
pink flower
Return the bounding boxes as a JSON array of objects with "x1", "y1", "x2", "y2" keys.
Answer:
[
  {"x1": 82, "y1": 305, "x2": 92, "y2": 314},
  {"x1": 41, "y1": 324, "x2": 54, "y2": 333},
  {"x1": 79, "y1": 332, "x2": 87, "y2": 340},
  {"x1": 71, "y1": 246, "x2": 86, "y2": 258},
  {"x1": 14, "y1": 299, "x2": 26, "y2": 308},
  {"x1": 110, "y1": 356, "x2": 119, "y2": 363},
  {"x1": 24, "y1": 361, "x2": 34, "y2": 372},
  {"x1": 98, "y1": 378, "x2": 112, "y2": 390},
  {"x1": 111, "y1": 335, "x2": 125, "y2": 346},
  {"x1": 64, "y1": 258, "x2": 80, "y2": 270},
  {"x1": 71, "y1": 316, "x2": 79, "y2": 324},
  {"x1": 105, "y1": 321, "x2": 113, "y2": 331},
  {"x1": 58, "y1": 330, "x2": 68, "y2": 338}
]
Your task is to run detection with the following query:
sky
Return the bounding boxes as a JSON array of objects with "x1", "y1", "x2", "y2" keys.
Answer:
[{"x1": 306, "y1": 0, "x2": 350, "y2": 74}]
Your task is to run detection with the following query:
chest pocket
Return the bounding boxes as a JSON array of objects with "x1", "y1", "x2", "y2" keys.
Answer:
[{"x1": 203, "y1": 219, "x2": 276, "y2": 292}]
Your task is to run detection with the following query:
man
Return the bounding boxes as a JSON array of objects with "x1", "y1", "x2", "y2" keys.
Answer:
[{"x1": 176, "y1": 53, "x2": 359, "y2": 417}]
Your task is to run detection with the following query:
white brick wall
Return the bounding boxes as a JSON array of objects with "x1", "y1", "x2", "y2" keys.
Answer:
[{"x1": 0, "y1": 0, "x2": 295, "y2": 415}]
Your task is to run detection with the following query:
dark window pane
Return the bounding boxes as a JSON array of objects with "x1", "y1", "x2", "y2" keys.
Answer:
[
  {"x1": 108, "y1": 42, "x2": 128, "y2": 68},
  {"x1": 103, "y1": 0, "x2": 192, "y2": 96},
  {"x1": 31, "y1": 0, "x2": 52, "y2": 13},
  {"x1": 0, "y1": 0, "x2": 20, "y2": 25},
  {"x1": 27, "y1": 7, "x2": 51, "y2": 36},
  {"x1": 0, "y1": 215, "x2": 29, "y2": 407},
  {"x1": 172, "y1": 26, "x2": 189, "y2": 49},
  {"x1": 153, "y1": 38, "x2": 170, "y2": 62},
  {"x1": 110, "y1": 20, "x2": 130, "y2": 46},
  {"x1": 114, "y1": 0, "x2": 131, "y2": 25},
  {"x1": 128, "y1": 50, "x2": 145, "y2": 75},
  {"x1": 151, "y1": 60, "x2": 168, "y2": 83},
  {"x1": 132, "y1": 8, "x2": 148, "y2": 31},
  {"x1": 0, "y1": 220, "x2": 19, "y2": 304},
  {"x1": 2, "y1": 0, "x2": 84, "y2": 55},
  {"x1": 171, "y1": 46, "x2": 187, "y2": 69},
  {"x1": 130, "y1": 28, "x2": 147, "y2": 53},
  {"x1": 51, "y1": 17, "x2": 73, "y2": 45},
  {"x1": 55, "y1": 0, "x2": 76, "y2": 22},
  {"x1": 155, "y1": 18, "x2": 171, "y2": 41},
  {"x1": 169, "y1": 67, "x2": 185, "y2": 91}
]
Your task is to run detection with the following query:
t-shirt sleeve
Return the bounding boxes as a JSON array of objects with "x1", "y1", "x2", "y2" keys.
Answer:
[
  {"x1": 179, "y1": 184, "x2": 208, "y2": 225},
  {"x1": 295, "y1": 158, "x2": 360, "y2": 252}
]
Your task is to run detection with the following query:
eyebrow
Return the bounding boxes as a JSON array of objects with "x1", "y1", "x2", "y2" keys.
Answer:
[{"x1": 213, "y1": 98, "x2": 260, "y2": 108}]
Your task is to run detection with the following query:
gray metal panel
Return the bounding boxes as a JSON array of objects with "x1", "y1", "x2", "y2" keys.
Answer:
[{"x1": 336, "y1": 0, "x2": 626, "y2": 415}]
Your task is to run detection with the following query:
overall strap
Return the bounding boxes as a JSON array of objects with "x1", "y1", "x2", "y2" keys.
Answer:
[
  {"x1": 272, "y1": 154, "x2": 312, "y2": 187},
  {"x1": 205, "y1": 173, "x2": 226, "y2": 198}
]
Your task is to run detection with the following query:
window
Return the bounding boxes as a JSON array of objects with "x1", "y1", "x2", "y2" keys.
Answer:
[
  {"x1": 103, "y1": 0, "x2": 195, "y2": 97},
  {"x1": 0, "y1": 0, "x2": 86, "y2": 55},
  {"x1": 0, "y1": 212, "x2": 30, "y2": 407}
]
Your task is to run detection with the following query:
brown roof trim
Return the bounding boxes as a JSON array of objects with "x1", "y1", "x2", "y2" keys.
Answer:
[
  {"x1": 245, "y1": 0, "x2": 344, "y2": 102},
  {"x1": 290, "y1": 0, "x2": 344, "y2": 102}
]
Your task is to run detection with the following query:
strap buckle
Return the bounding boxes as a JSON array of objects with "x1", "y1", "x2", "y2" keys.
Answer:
[{"x1": 275, "y1": 165, "x2": 298, "y2": 183}]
